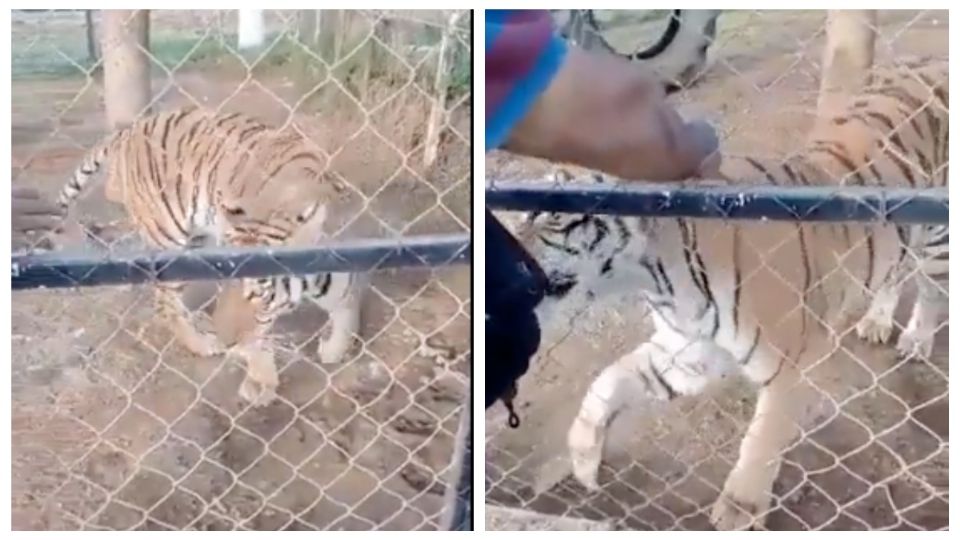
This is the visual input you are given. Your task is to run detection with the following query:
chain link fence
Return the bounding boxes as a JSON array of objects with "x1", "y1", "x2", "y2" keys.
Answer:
[
  {"x1": 485, "y1": 10, "x2": 947, "y2": 531},
  {"x1": 11, "y1": 9, "x2": 471, "y2": 531}
]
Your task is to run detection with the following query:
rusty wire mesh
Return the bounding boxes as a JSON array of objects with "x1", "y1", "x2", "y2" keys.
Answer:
[
  {"x1": 11, "y1": 9, "x2": 471, "y2": 531},
  {"x1": 485, "y1": 9, "x2": 947, "y2": 531}
]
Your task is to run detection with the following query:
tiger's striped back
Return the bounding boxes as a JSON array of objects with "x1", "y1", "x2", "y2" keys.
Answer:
[
  {"x1": 727, "y1": 60, "x2": 948, "y2": 285},
  {"x1": 57, "y1": 108, "x2": 364, "y2": 405},
  {"x1": 727, "y1": 60, "x2": 947, "y2": 190},
  {"x1": 808, "y1": 59, "x2": 947, "y2": 188},
  {"x1": 809, "y1": 60, "x2": 948, "y2": 284},
  {"x1": 58, "y1": 107, "x2": 339, "y2": 250}
]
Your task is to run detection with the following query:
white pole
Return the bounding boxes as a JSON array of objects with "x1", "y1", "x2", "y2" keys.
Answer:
[{"x1": 237, "y1": 9, "x2": 265, "y2": 51}]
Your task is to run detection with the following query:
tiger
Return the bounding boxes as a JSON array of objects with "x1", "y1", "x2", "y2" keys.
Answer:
[
  {"x1": 56, "y1": 107, "x2": 365, "y2": 406},
  {"x1": 510, "y1": 58, "x2": 947, "y2": 530}
]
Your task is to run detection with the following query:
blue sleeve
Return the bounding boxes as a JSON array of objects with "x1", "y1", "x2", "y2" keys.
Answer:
[{"x1": 485, "y1": 10, "x2": 567, "y2": 150}]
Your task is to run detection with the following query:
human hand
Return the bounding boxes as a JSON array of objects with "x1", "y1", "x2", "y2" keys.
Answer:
[
  {"x1": 686, "y1": 120, "x2": 723, "y2": 179},
  {"x1": 504, "y1": 46, "x2": 720, "y2": 181}
]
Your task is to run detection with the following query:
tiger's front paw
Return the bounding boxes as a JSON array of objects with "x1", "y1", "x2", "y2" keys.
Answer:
[
  {"x1": 183, "y1": 331, "x2": 226, "y2": 358},
  {"x1": 317, "y1": 335, "x2": 354, "y2": 364},
  {"x1": 235, "y1": 345, "x2": 279, "y2": 406},
  {"x1": 567, "y1": 416, "x2": 604, "y2": 491},
  {"x1": 239, "y1": 373, "x2": 278, "y2": 407},
  {"x1": 855, "y1": 313, "x2": 893, "y2": 345},
  {"x1": 896, "y1": 328, "x2": 934, "y2": 361},
  {"x1": 710, "y1": 468, "x2": 772, "y2": 530}
]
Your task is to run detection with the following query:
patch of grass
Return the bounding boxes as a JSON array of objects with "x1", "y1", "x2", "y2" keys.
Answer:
[
  {"x1": 149, "y1": 33, "x2": 237, "y2": 70},
  {"x1": 404, "y1": 21, "x2": 471, "y2": 98},
  {"x1": 11, "y1": 30, "x2": 300, "y2": 79},
  {"x1": 447, "y1": 40, "x2": 471, "y2": 97},
  {"x1": 12, "y1": 50, "x2": 85, "y2": 79}
]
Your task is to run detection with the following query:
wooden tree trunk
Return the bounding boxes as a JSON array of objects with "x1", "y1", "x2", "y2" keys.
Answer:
[
  {"x1": 439, "y1": 402, "x2": 472, "y2": 531},
  {"x1": 85, "y1": 10, "x2": 99, "y2": 63},
  {"x1": 317, "y1": 10, "x2": 344, "y2": 65},
  {"x1": 423, "y1": 11, "x2": 463, "y2": 168},
  {"x1": 817, "y1": 10, "x2": 877, "y2": 121},
  {"x1": 101, "y1": 10, "x2": 151, "y2": 129}
]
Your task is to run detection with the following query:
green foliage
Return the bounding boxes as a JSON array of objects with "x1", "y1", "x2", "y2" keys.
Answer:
[
  {"x1": 12, "y1": 10, "x2": 472, "y2": 103},
  {"x1": 447, "y1": 39, "x2": 471, "y2": 98}
]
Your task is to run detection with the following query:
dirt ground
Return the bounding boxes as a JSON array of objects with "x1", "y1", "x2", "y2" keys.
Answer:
[
  {"x1": 11, "y1": 10, "x2": 471, "y2": 531},
  {"x1": 485, "y1": 10, "x2": 948, "y2": 531}
]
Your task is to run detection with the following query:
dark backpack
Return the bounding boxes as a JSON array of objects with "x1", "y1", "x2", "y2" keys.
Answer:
[{"x1": 485, "y1": 210, "x2": 548, "y2": 425}]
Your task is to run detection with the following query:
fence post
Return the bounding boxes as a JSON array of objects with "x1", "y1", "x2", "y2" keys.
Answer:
[
  {"x1": 440, "y1": 398, "x2": 472, "y2": 531},
  {"x1": 817, "y1": 10, "x2": 877, "y2": 120},
  {"x1": 101, "y1": 9, "x2": 151, "y2": 129}
]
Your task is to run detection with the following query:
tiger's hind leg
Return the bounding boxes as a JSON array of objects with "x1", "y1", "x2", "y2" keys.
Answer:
[
  {"x1": 234, "y1": 338, "x2": 280, "y2": 407},
  {"x1": 155, "y1": 283, "x2": 225, "y2": 357},
  {"x1": 567, "y1": 335, "x2": 734, "y2": 490},
  {"x1": 315, "y1": 273, "x2": 364, "y2": 364}
]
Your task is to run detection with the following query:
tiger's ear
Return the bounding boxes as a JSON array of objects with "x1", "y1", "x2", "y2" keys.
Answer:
[
  {"x1": 331, "y1": 177, "x2": 348, "y2": 194},
  {"x1": 218, "y1": 194, "x2": 247, "y2": 222},
  {"x1": 319, "y1": 172, "x2": 348, "y2": 196},
  {"x1": 294, "y1": 201, "x2": 319, "y2": 224},
  {"x1": 510, "y1": 211, "x2": 539, "y2": 243},
  {"x1": 550, "y1": 168, "x2": 574, "y2": 184},
  {"x1": 223, "y1": 204, "x2": 246, "y2": 217},
  {"x1": 289, "y1": 202, "x2": 328, "y2": 245}
]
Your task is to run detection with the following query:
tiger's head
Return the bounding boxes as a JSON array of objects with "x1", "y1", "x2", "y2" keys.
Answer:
[
  {"x1": 220, "y1": 193, "x2": 328, "y2": 248},
  {"x1": 213, "y1": 196, "x2": 327, "y2": 346},
  {"x1": 512, "y1": 169, "x2": 646, "y2": 303}
]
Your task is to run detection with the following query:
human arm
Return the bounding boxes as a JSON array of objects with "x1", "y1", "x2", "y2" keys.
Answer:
[{"x1": 486, "y1": 10, "x2": 718, "y2": 180}]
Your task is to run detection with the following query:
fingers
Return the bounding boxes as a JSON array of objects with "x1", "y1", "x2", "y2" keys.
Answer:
[
  {"x1": 696, "y1": 151, "x2": 724, "y2": 180},
  {"x1": 683, "y1": 120, "x2": 723, "y2": 179},
  {"x1": 685, "y1": 120, "x2": 720, "y2": 163}
]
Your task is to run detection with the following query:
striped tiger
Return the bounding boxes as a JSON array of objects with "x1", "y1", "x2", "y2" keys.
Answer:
[
  {"x1": 57, "y1": 107, "x2": 364, "y2": 405},
  {"x1": 810, "y1": 60, "x2": 948, "y2": 362},
  {"x1": 512, "y1": 59, "x2": 947, "y2": 530}
]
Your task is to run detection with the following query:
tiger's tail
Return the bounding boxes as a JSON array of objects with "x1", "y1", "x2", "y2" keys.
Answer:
[{"x1": 56, "y1": 134, "x2": 119, "y2": 211}]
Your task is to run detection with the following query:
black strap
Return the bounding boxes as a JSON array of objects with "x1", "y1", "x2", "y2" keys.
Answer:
[{"x1": 501, "y1": 382, "x2": 521, "y2": 428}]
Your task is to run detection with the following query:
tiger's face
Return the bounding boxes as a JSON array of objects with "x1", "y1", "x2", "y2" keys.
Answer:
[
  {"x1": 521, "y1": 210, "x2": 591, "y2": 300},
  {"x1": 513, "y1": 169, "x2": 647, "y2": 303},
  {"x1": 221, "y1": 198, "x2": 327, "y2": 247}
]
